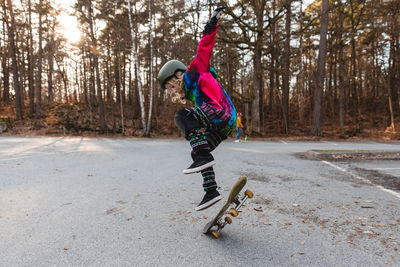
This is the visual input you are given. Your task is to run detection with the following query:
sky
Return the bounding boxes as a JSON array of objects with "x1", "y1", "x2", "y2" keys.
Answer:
[
  {"x1": 303, "y1": 0, "x2": 314, "y2": 6},
  {"x1": 55, "y1": 0, "x2": 316, "y2": 44},
  {"x1": 56, "y1": 0, "x2": 80, "y2": 44}
]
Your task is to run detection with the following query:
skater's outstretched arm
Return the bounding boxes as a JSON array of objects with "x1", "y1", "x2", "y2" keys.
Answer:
[{"x1": 189, "y1": 7, "x2": 225, "y2": 73}]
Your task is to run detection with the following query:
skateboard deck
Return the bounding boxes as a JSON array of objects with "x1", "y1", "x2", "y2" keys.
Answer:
[{"x1": 203, "y1": 176, "x2": 253, "y2": 238}]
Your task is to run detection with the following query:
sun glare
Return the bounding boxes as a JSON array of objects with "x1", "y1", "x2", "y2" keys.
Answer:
[
  {"x1": 54, "y1": 0, "x2": 81, "y2": 44},
  {"x1": 59, "y1": 12, "x2": 81, "y2": 44}
]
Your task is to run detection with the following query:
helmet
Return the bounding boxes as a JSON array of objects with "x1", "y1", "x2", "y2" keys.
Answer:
[{"x1": 157, "y1": 60, "x2": 187, "y2": 89}]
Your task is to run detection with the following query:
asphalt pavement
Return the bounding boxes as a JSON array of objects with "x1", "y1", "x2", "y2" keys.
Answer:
[{"x1": 0, "y1": 137, "x2": 399, "y2": 266}]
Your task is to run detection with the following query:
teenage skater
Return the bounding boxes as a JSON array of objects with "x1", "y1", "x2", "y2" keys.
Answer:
[{"x1": 157, "y1": 7, "x2": 237, "y2": 211}]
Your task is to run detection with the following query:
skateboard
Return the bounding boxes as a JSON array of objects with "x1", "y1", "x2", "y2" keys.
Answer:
[{"x1": 203, "y1": 176, "x2": 253, "y2": 239}]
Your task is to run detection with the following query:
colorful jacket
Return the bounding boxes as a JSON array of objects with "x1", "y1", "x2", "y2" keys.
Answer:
[
  {"x1": 236, "y1": 116, "x2": 243, "y2": 128},
  {"x1": 183, "y1": 24, "x2": 237, "y2": 132}
]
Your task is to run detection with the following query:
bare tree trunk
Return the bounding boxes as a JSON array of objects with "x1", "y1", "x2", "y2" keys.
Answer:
[
  {"x1": 389, "y1": 4, "x2": 400, "y2": 114},
  {"x1": 349, "y1": 0, "x2": 362, "y2": 133},
  {"x1": 128, "y1": 0, "x2": 147, "y2": 135},
  {"x1": 251, "y1": 0, "x2": 266, "y2": 135},
  {"x1": 122, "y1": 53, "x2": 127, "y2": 105},
  {"x1": 282, "y1": 0, "x2": 292, "y2": 134},
  {"x1": 47, "y1": 14, "x2": 55, "y2": 103},
  {"x1": 87, "y1": 0, "x2": 106, "y2": 132},
  {"x1": 3, "y1": 0, "x2": 23, "y2": 119},
  {"x1": 48, "y1": 51, "x2": 54, "y2": 102},
  {"x1": 269, "y1": 0, "x2": 277, "y2": 116},
  {"x1": 75, "y1": 61, "x2": 80, "y2": 102},
  {"x1": 119, "y1": 80, "x2": 125, "y2": 134},
  {"x1": 1, "y1": 15, "x2": 10, "y2": 104},
  {"x1": 338, "y1": 2, "x2": 345, "y2": 135},
  {"x1": 388, "y1": 90, "x2": 395, "y2": 131},
  {"x1": 114, "y1": 48, "x2": 121, "y2": 104},
  {"x1": 55, "y1": 60, "x2": 68, "y2": 103},
  {"x1": 28, "y1": 0, "x2": 35, "y2": 115},
  {"x1": 35, "y1": 0, "x2": 43, "y2": 117},
  {"x1": 81, "y1": 49, "x2": 89, "y2": 103},
  {"x1": 128, "y1": 57, "x2": 133, "y2": 105},
  {"x1": 145, "y1": 0, "x2": 153, "y2": 137},
  {"x1": 297, "y1": 0, "x2": 305, "y2": 125},
  {"x1": 105, "y1": 46, "x2": 112, "y2": 102},
  {"x1": 312, "y1": 0, "x2": 329, "y2": 136}
]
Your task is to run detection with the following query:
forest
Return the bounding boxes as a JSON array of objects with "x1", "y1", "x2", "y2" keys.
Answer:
[{"x1": 0, "y1": 0, "x2": 399, "y2": 139}]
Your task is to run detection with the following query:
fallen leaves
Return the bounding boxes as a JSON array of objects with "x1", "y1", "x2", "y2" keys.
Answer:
[
  {"x1": 249, "y1": 206, "x2": 263, "y2": 212},
  {"x1": 173, "y1": 210, "x2": 192, "y2": 216},
  {"x1": 105, "y1": 207, "x2": 127, "y2": 215}
]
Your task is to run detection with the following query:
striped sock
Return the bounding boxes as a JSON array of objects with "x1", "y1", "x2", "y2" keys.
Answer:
[
  {"x1": 201, "y1": 167, "x2": 217, "y2": 192},
  {"x1": 187, "y1": 129, "x2": 210, "y2": 152}
]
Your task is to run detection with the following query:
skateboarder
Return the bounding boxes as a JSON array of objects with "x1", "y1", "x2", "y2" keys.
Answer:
[
  {"x1": 157, "y1": 6, "x2": 237, "y2": 211},
  {"x1": 235, "y1": 112, "x2": 243, "y2": 142}
]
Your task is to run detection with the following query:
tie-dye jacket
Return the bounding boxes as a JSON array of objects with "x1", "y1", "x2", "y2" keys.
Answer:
[{"x1": 183, "y1": 24, "x2": 237, "y2": 135}]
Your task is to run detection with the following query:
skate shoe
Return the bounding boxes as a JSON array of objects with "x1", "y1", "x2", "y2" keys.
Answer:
[
  {"x1": 195, "y1": 190, "x2": 222, "y2": 211},
  {"x1": 183, "y1": 152, "x2": 215, "y2": 174}
]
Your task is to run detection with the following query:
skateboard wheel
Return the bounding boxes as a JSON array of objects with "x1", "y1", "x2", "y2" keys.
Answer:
[
  {"x1": 245, "y1": 190, "x2": 254, "y2": 199},
  {"x1": 211, "y1": 230, "x2": 220, "y2": 239},
  {"x1": 229, "y1": 208, "x2": 238, "y2": 217},
  {"x1": 225, "y1": 217, "x2": 233, "y2": 224}
]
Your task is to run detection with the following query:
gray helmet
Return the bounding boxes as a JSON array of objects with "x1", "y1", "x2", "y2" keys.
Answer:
[{"x1": 157, "y1": 60, "x2": 187, "y2": 89}]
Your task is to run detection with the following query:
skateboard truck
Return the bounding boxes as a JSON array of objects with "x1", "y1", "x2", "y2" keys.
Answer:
[
  {"x1": 211, "y1": 190, "x2": 254, "y2": 238},
  {"x1": 203, "y1": 177, "x2": 253, "y2": 239}
]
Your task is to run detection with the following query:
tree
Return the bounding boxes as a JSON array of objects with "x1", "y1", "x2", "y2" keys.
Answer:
[
  {"x1": 222, "y1": 0, "x2": 283, "y2": 134},
  {"x1": 35, "y1": 0, "x2": 44, "y2": 117},
  {"x1": 128, "y1": 0, "x2": 146, "y2": 135},
  {"x1": 2, "y1": 0, "x2": 23, "y2": 119},
  {"x1": 312, "y1": 0, "x2": 329, "y2": 136},
  {"x1": 282, "y1": 0, "x2": 292, "y2": 134},
  {"x1": 145, "y1": 0, "x2": 154, "y2": 137},
  {"x1": 1, "y1": 10, "x2": 10, "y2": 104},
  {"x1": 27, "y1": 0, "x2": 35, "y2": 115},
  {"x1": 77, "y1": 0, "x2": 106, "y2": 132}
]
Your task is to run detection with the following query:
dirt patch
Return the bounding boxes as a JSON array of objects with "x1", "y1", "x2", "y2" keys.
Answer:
[
  {"x1": 298, "y1": 150, "x2": 400, "y2": 194},
  {"x1": 237, "y1": 170, "x2": 270, "y2": 183},
  {"x1": 299, "y1": 150, "x2": 400, "y2": 161},
  {"x1": 351, "y1": 167, "x2": 400, "y2": 192}
]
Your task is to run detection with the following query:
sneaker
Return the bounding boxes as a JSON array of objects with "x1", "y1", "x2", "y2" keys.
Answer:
[
  {"x1": 183, "y1": 152, "x2": 216, "y2": 174},
  {"x1": 235, "y1": 139, "x2": 240, "y2": 143},
  {"x1": 195, "y1": 190, "x2": 222, "y2": 211}
]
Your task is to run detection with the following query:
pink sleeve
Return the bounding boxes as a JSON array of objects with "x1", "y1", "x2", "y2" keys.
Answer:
[{"x1": 188, "y1": 24, "x2": 218, "y2": 73}]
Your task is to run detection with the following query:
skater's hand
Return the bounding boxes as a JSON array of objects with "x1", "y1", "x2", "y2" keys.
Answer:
[
  {"x1": 203, "y1": 6, "x2": 225, "y2": 34},
  {"x1": 211, "y1": 6, "x2": 225, "y2": 21}
]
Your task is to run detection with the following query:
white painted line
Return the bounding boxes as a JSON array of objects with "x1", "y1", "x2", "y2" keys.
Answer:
[
  {"x1": 370, "y1": 168, "x2": 400, "y2": 170},
  {"x1": 322, "y1": 160, "x2": 400, "y2": 200},
  {"x1": 322, "y1": 141, "x2": 338, "y2": 146},
  {"x1": 227, "y1": 147, "x2": 268, "y2": 154}
]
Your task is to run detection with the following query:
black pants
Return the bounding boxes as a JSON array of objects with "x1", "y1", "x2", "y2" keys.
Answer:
[{"x1": 174, "y1": 107, "x2": 228, "y2": 152}]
